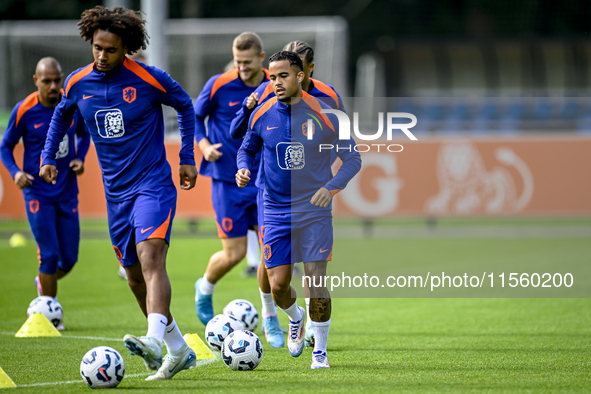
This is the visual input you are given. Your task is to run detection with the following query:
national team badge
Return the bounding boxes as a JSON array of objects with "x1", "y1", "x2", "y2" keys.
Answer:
[
  {"x1": 263, "y1": 245, "x2": 272, "y2": 260},
  {"x1": 222, "y1": 217, "x2": 233, "y2": 233},
  {"x1": 29, "y1": 200, "x2": 39, "y2": 214},
  {"x1": 113, "y1": 246, "x2": 123, "y2": 261},
  {"x1": 302, "y1": 120, "x2": 315, "y2": 137},
  {"x1": 123, "y1": 86, "x2": 136, "y2": 103}
]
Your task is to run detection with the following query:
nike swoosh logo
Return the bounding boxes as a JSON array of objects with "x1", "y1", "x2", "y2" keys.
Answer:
[
  {"x1": 320, "y1": 248, "x2": 329, "y2": 253},
  {"x1": 229, "y1": 101, "x2": 240, "y2": 106},
  {"x1": 267, "y1": 126, "x2": 279, "y2": 130},
  {"x1": 83, "y1": 95, "x2": 94, "y2": 100},
  {"x1": 140, "y1": 226, "x2": 154, "y2": 234},
  {"x1": 34, "y1": 123, "x2": 44, "y2": 129}
]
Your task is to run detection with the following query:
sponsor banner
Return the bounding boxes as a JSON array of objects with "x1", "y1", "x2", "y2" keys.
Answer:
[{"x1": 0, "y1": 137, "x2": 590, "y2": 218}]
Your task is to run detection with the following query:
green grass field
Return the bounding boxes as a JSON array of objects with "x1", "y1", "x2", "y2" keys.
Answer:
[{"x1": 1, "y1": 219, "x2": 590, "y2": 392}]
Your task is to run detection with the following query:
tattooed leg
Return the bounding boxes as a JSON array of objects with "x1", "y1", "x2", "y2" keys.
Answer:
[{"x1": 304, "y1": 260, "x2": 331, "y2": 322}]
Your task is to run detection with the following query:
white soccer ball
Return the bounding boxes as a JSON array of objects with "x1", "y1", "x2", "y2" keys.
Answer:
[
  {"x1": 80, "y1": 346, "x2": 125, "y2": 389},
  {"x1": 205, "y1": 314, "x2": 245, "y2": 350},
  {"x1": 27, "y1": 296, "x2": 63, "y2": 328},
  {"x1": 221, "y1": 330, "x2": 263, "y2": 371},
  {"x1": 223, "y1": 299, "x2": 259, "y2": 331}
]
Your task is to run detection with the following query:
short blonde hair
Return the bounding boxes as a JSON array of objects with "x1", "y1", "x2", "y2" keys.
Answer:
[{"x1": 233, "y1": 32, "x2": 264, "y2": 54}]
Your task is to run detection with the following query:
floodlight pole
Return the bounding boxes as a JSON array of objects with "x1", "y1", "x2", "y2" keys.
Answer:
[{"x1": 141, "y1": 0, "x2": 168, "y2": 71}]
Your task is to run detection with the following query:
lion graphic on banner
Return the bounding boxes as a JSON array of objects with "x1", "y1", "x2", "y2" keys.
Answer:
[
  {"x1": 425, "y1": 142, "x2": 533, "y2": 215},
  {"x1": 285, "y1": 144, "x2": 305, "y2": 169}
]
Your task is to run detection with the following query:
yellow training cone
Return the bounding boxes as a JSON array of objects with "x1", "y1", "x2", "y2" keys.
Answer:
[
  {"x1": 0, "y1": 367, "x2": 16, "y2": 388},
  {"x1": 15, "y1": 313, "x2": 61, "y2": 338},
  {"x1": 183, "y1": 334, "x2": 216, "y2": 360}
]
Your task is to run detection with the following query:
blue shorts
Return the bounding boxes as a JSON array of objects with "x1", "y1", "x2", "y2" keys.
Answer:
[
  {"x1": 25, "y1": 197, "x2": 80, "y2": 275},
  {"x1": 106, "y1": 186, "x2": 176, "y2": 267},
  {"x1": 211, "y1": 179, "x2": 257, "y2": 238},
  {"x1": 257, "y1": 187, "x2": 264, "y2": 244},
  {"x1": 262, "y1": 213, "x2": 333, "y2": 268}
]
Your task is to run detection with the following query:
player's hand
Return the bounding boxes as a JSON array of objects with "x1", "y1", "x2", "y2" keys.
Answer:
[
  {"x1": 69, "y1": 159, "x2": 84, "y2": 175},
  {"x1": 236, "y1": 168, "x2": 251, "y2": 188},
  {"x1": 310, "y1": 187, "x2": 332, "y2": 208},
  {"x1": 179, "y1": 164, "x2": 198, "y2": 190},
  {"x1": 14, "y1": 171, "x2": 34, "y2": 189},
  {"x1": 200, "y1": 141, "x2": 223, "y2": 162},
  {"x1": 39, "y1": 165, "x2": 58, "y2": 185},
  {"x1": 246, "y1": 92, "x2": 259, "y2": 110}
]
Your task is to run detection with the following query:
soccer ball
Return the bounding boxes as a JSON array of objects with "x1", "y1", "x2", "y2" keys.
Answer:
[
  {"x1": 205, "y1": 314, "x2": 245, "y2": 350},
  {"x1": 223, "y1": 299, "x2": 259, "y2": 331},
  {"x1": 221, "y1": 330, "x2": 263, "y2": 371},
  {"x1": 27, "y1": 296, "x2": 63, "y2": 328},
  {"x1": 80, "y1": 346, "x2": 125, "y2": 389}
]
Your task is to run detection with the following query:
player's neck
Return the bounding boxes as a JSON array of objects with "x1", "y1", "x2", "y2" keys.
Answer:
[
  {"x1": 284, "y1": 91, "x2": 303, "y2": 106},
  {"x1": 242, "y1": 69, "x2": 265, "y2": 88},
  {"x1": 302, "y1": 78, "x2": 312, "y2": 92}
]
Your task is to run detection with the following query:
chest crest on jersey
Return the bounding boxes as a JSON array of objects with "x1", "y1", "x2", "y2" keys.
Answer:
[
  {"x1": 95, "y1": 109, "x2": 125, "y2": 138},
  {"x1": 276, "y1": 142, "x2": 305, "y2": 170},
  {"x1": 123, "y1": 87, "x2": 136, "y2": 103},
  {"x1": 302, "y1": 121, "x2": 315, "y2": 138}
]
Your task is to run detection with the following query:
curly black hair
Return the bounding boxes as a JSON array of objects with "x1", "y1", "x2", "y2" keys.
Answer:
[
  {"x1": 78, "y1": 6, "x2": 149, "y2": 55},
  {"x1": 268, "y1": 51, "x2": 304, "y2": 72}
]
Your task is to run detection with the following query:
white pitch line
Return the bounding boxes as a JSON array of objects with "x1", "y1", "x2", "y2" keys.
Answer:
[
  {"x1": 0, "y1": 332, "x2": 121, "y2": 341},
  {"x1": 15, "y1": 358, "x2": 219, "y2": 388}
]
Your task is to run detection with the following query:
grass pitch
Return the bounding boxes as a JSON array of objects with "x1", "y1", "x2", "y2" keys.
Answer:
[{"x1": 0, "y1": 219, "x2": 590, "y2": 392}]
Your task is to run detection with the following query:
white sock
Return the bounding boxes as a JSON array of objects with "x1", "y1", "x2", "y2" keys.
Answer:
[
  {"x1": 311, "y1": 319, "x2": 331, "y2": 354},
  {"x1": 146, "y1": 313, "x2": 167, "y2": 343},
  {"x1": 163, "y1": 318, "x2": 186, "y2": 353},
  {"x1": 280, "y1": 301, "x2": 302, "y2": 322},
  {"x1": 305, "y1": 298, "x2": 311, "y2": 328},
  {"x1": 199, "y1": 274, "x2": 216, "y2": 296},
  {"x1": 246, "y1": 230, "x2": 260, "y2": 268},
  {"x1": 260, "y1": 289, "x2": 277, "y2": 318}
]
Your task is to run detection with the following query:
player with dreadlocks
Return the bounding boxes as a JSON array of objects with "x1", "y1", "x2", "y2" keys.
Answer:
[{"x1": 40, "y1": 6, "x2": 199, "y2": 380}]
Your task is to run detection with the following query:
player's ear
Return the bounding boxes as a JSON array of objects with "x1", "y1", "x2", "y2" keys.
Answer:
[
  {"x1": 259, "y1": 51, "x2": 265, "y2": 62},
  {"x1": 297, "y1": 71, "x2": 304, "y2": 84},
  {"x1": 308, "y1": 62, "x2": 315, "y2": 76}
]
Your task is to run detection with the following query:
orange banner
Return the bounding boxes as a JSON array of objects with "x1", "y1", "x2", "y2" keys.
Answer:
[{"x1": 1, "y1": 136, "x2": 590, "y2": 219}]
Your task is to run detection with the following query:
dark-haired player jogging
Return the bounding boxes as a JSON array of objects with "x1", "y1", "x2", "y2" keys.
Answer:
[
  {"x1": 1, "y1": 57, "x2": 90, "y2": 331},
  {"x1": 230, "y1": 41, "x2": 344, "y2": 349},
  {"x1": 236, "y1": 51, "x2": 361, "y2": 369}
]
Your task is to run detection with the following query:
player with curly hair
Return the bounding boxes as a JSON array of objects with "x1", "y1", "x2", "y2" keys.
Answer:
[{"x1": 40, "y1": 6, "x2": 198, "y2": 380}]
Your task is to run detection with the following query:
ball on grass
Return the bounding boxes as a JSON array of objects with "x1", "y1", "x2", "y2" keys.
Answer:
[{"x1": 9, "y1": 233, "x2": 27, "y2": 248}]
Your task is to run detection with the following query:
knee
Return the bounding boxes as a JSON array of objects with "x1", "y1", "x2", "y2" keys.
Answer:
[
  {"x1": 270, "y1": 278, "x2": 290, "y2": 296},
  {"x1": 127, "y1": 274, "x2": 146, "y2": 293},
  {"x1": 224, "y1": 244, "x2": 247, "y2": 265}
]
